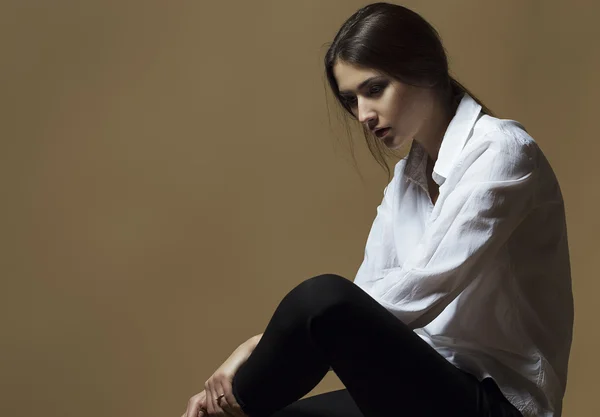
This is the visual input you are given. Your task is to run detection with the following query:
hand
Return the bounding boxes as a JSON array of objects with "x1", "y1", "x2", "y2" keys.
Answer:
[
  {"x1": 203, "y1": 354, "x2": 248, "y2": 417},
  {"x1": 184, "y1": 340, "x2": 256, "y2": 417},
  {"x1": 182, "y1": 389, "x2": 208, "y2": 417}
]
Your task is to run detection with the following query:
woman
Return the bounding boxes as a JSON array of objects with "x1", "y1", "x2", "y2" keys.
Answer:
[{"x1": 182, "y1": 3, "x2": 573, "y2": 417}]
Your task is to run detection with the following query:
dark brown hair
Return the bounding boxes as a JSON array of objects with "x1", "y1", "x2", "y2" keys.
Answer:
[{"x1": 324, "y1": 2, "x2": 494, "y2": 180}]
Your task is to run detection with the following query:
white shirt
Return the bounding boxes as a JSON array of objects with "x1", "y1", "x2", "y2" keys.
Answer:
[{"x1": 353, "y1": 93, "x2": 574, "y2": 417}]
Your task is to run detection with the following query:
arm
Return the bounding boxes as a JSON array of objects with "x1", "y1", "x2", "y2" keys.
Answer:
[
  {"x1": 250, "y1": 333, "x2": 263, "y2": 347},
  {"x1": 356, "y1": 133, "x2": 538, "y2": 329},
  {"x1": 240, "y1": 333, "x2": 262, "y2": 356}
]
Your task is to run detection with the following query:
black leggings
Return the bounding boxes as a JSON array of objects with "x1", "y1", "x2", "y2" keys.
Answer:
[{"x1": 231, "y1": 274, "x2": 523, "y2": 417}]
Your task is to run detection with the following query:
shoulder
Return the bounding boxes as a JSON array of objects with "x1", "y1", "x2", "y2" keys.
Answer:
[
  {"x1": 471, "y1": 114, "x2": 538, "y2": 159},
  {"x1": 459, "y1": 115, "x2": 539, "y2": 182},
  {"x1": 470, "y1": 114, "x2": 539, "y2": 166}
]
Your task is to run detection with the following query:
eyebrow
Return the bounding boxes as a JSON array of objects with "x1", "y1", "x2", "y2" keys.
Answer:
[{"x1": 338, "y1": 76, "x2": 383, "y2": 96}]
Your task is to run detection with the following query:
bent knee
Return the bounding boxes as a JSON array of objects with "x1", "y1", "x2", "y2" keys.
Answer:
[
  {"x1": 291, "y1": 274, "x2": 355, "y2": 312},
  {"x1": 303, "y1": 273, "x2": 350, "y2": 290}
]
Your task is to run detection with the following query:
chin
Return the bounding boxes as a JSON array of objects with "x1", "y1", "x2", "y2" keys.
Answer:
[{"x1": 384, "y1": 135, "x2": 407, "y2": 149}]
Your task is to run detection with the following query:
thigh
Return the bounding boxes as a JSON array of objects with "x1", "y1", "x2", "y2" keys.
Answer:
[
  {"x1": 236, "y1": 274, "x2": 521, "y2": 417},
  {"x1": 303, "y1": 275, "x2": 484, "y2": 417},
  {"x1": 270, "y1": 389, "x2": 363, "y2": 417}
]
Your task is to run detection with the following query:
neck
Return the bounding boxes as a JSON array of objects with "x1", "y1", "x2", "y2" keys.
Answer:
[{"x1": 414, "y1": 93, "x2": 457, "y2": 163}]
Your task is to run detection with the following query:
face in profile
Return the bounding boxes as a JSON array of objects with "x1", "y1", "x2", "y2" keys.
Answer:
[{"x1": 333, "y1": 60, "x2": 433, "y2": 150}]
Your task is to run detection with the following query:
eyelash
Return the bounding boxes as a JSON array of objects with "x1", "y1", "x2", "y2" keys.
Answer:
[{"x1": 343, "y1": 84, "x2": 385, "y2": 107}]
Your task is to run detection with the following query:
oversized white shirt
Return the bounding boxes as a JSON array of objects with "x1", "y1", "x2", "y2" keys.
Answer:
[{"x1": 353, "y1": 93, "x2": 574, "y2": 417}]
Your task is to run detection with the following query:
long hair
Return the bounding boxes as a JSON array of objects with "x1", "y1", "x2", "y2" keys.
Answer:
[{"x1": 324, "y1": 2, "x2": 494, "y2": 180}]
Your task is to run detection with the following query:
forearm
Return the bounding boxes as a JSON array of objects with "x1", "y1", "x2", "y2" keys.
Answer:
[
  {"x1": 251, "y1": 333, "x2": 263, "y2": 347},
  {"x1": 233, "y1": 333, "x2": 263, "y2": 360}
]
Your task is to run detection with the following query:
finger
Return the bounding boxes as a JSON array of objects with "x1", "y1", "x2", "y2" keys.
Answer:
[
  {"x1": 220, "y1": 380, "x2": 243, "y2": 417},
  {"x1": 194, "y1": 391, "x2": 208, "y2": 417},
  {"x1": 204, "y1": 382, "x2": 213, "y2": 415},
  {"x1": 186, "y1": 395, "x2": 202, "y2": 417},
  {"x1": 214, "y1": 384, "x2": 228, "y2": 417},
  {"x1": 196, "y1": 391, "x2": 208, "y2": 417},
  {"x1": 198, "y1": 391, "x2": 208, "y2": 417},
  {"x1": 206, "y1": 381, "x2": 219, "y2": 416},
  {"x1": 215, "y1": 381, "x2": 234, "y2": 417},
  {"x1": 208, "y1": 378, "x2": 231, "y2": 417}
]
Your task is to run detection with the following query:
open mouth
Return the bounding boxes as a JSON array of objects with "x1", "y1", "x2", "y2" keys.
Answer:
[{"x1": 375, "y1": 127, "x2": 391, "y2": 138}]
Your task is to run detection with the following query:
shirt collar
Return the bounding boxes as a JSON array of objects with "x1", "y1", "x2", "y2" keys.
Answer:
[
  {"x1": 404, "y1": 140, "x2": 428, "y2": 188},
  {"x1": 403, "y1": 93, "x2": 482, "y2": 188},
  {"x1": 431, "y1": 93, "x2": 482, "y2": 186}
]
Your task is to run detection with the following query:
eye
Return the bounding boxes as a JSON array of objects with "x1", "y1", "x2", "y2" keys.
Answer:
[
  {"x1": 340, "y1": 82, "x2": 386, "y2": 108},
  {"x1": 368, "y1": 84, "x2": 385, "y2": 96},
  {"x1": 344, "y1": 96, "x2": 357, "y2": 107}
]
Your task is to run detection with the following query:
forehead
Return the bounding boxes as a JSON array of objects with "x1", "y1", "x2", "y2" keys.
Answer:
[{"x1": 333, "y1": 61, "x2": 383, "y2": 93}]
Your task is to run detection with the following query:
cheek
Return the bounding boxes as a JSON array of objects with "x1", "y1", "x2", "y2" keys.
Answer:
[
  {"x1": 390, "y1": 101, "x2": 411, "y2": 132},
  {"x1": 391, "y1": 96, "x2": 421, "y2": 134},
  {"x1": 388, "y1": 90, "x2": 409, "y2": 121}
]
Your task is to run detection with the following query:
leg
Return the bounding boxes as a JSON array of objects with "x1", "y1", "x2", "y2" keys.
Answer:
[
  {"x1": 232, "y1": 274, "x2": 521, "y2": 417},
  {"x1": 270, "y1": 389, "x2": 363, "y2": 417}
]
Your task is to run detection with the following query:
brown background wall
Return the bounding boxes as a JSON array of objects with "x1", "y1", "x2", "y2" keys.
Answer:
[{"x1": 1, "y1": 1, "x2": 598, "y2": 416}]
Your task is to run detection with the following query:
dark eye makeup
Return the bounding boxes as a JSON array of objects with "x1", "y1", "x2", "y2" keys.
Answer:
[{"x1": 340, "y1": 81, "x2": 388, "y2": 107}]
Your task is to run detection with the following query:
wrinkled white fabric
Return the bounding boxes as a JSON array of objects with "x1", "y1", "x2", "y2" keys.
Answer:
[{"x1": 353, "y1": 93, "x2": 574, "y2": 417}]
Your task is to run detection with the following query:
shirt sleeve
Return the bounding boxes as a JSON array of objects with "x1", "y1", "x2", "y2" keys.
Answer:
[
  {"x1": 357, "y1": 132, "x2": 538, "y2": 329},
  {"x1": 353, "y1": 170, "x2": 399, "y2": 287}
]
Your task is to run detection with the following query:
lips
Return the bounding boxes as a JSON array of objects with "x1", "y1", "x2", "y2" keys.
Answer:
[{"x1": 374, "y1": 127, "x2": 391, "y2": 138}]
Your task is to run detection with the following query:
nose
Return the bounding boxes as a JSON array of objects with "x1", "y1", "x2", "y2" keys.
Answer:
[{"x1": 356, "y1": 97, "x2": 376, "y2": 126}]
